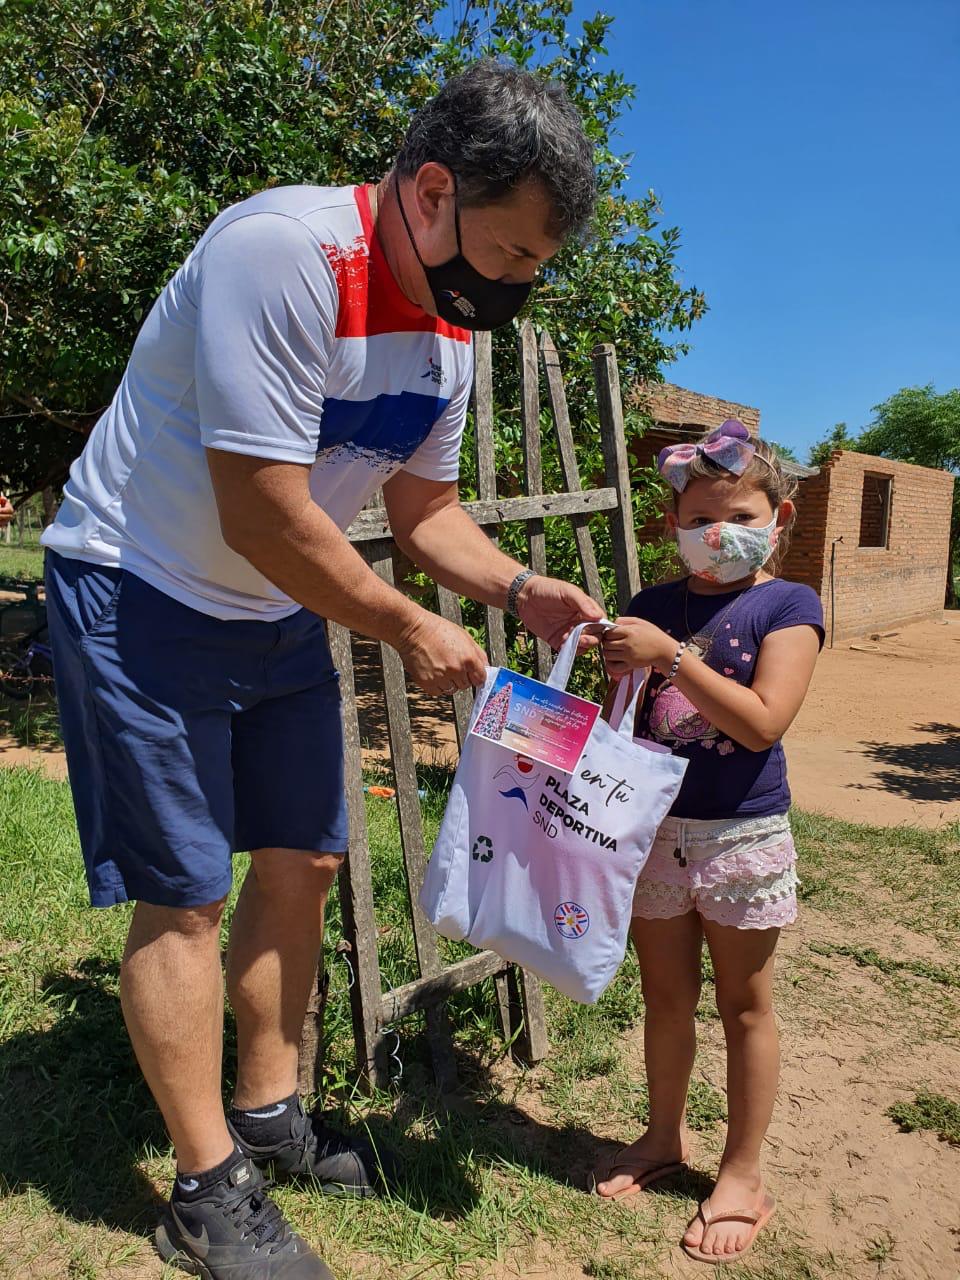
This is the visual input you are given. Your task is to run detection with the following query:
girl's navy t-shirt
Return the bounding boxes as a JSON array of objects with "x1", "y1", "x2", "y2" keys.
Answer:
[{"x1": 625, "y1": 577, "x2": 824, "y2": 820}]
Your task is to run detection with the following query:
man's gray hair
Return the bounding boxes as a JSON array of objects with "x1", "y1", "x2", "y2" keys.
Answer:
[{"x1": 395, "y1": 60, "x2": 597, "y2": 241}]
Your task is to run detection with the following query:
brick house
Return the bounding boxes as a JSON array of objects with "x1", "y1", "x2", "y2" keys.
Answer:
[
  {"x1": 780, "y1": 452, "x2": 954, "y2": 643},
  {"x1": 629, "y1": 381, "x2": 953, "y2": 642}
]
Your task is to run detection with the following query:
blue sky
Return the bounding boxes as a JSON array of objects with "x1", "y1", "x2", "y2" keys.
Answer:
[{"x1": 566, "y1": 0, "x2": 959, "y2": 459}]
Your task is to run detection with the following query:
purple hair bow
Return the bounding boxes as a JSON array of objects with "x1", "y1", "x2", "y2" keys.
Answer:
[{"x1": 657, "y1": 419, "x2": 756, "y2": 493}]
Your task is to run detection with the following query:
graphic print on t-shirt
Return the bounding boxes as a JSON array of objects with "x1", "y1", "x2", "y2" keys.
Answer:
[{"x1": 645, "y1": 623, "x2": 736, "y2": 755}]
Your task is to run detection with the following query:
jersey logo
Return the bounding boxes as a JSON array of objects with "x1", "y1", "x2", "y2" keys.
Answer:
[{"x1": 420, "y1": 356, "x2": 447, "y2": 387}]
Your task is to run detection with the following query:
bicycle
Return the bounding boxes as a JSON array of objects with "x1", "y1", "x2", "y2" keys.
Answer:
[{"x1": 0, "y1": 620, "x2": 54, "y2": 700}]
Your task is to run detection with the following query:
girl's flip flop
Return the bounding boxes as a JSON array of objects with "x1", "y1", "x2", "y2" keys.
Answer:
[
  {"x1": 590, "y1": 1149, "x2": 688, "y2": 1201},
  {"x1": 681, "y1": 1192, "x2": 777, "y2": 1264}
]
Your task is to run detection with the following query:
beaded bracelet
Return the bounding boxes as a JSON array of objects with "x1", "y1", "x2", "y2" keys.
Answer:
[
  {"x1": 506, "y1": 568, "x2": 536, "y2": 618},
  {"x1": 666, "y1": 641, "x2": 688, "y2": 682}
]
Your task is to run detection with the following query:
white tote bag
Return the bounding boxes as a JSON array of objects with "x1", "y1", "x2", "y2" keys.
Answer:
[{"x1": 419, "y1": 623, "x2": 688, "y2": 1004}]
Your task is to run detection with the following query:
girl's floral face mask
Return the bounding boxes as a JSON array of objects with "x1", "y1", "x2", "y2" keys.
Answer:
[{"x1": 676, "y1": 516, "x2": 779, "y2": 585}]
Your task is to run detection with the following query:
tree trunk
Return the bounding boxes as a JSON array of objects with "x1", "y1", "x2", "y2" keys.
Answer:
[{"x1": 40, "y1": 486, "x2": 59, "y2": 527}]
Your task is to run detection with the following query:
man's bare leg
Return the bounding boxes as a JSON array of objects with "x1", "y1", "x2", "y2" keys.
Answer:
[{"x1": 120, "y1": 898, "x2": 235, "y2": 1173}]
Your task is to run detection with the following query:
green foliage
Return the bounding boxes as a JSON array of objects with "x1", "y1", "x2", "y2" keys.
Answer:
[
  {"x1": 0, "y1": 543, "x2": 45, "y2": 590},
  {"x1": 1, "y1": 0, "x2": 704, "y2": 538},
  {"x1": 887, "y1": 1090, "x2": 960, "y2": 1145},
  {"x1": 859, "y1": 385, "x2": 960, "y2": 472},
  {"x1": 807, "y1": 422, "x2": 861, "y2": 467},
  {"x1": 808, "y1": 942, "x2": 960, "y2": 989},
  {"x1": 768, "y1": 440, "x2": 799, "y2": 463}
]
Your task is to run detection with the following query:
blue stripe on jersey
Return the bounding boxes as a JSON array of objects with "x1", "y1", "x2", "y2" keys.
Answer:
[{"x1": 317, "y1": 390, "x2": 449, "y2": 471}]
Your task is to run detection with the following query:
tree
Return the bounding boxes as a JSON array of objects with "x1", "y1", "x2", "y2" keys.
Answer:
[
  {"x1": 768, "y1": 440, "x2": 798, "y2": 463},
  {"x1": 1, "y1": 0, "x2": 705, "y2": 515},
  {"x1": 808, "y1": 422, "x2": 860, "y2": 468},
  {"x1": 858, "y1": 386, "x2": 960, "y2": 607}
]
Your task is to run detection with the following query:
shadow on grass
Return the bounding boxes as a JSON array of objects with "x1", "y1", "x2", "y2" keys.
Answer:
[
  {"x1": 0, "y1": 957, "x2": 166, "y2": 1235},
  {"x1": 856, "y1": 721, "x2": 960, "y2": 804},
  {"x1": 0, "y1": 954, "x2": 626, "y2": 1237}
]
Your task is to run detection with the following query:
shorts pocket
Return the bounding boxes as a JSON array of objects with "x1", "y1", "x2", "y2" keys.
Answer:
[
  {"x1": 75, "y1": 571, "x2": 124, "y2": 647},
  {"x1": 47, "y1": 555, "x2": 125, "y2": 645}
]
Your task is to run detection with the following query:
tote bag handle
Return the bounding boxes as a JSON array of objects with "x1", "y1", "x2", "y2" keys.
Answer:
[
  {"x1": 546, "y1": 620, "x2": 646, "y2": 746},
  {"x1": 545, "y1": 620, "x2": 611, "y2": 690},
  {"x1": 607, "y1": 670, "x2": 656, "y2": 744}
]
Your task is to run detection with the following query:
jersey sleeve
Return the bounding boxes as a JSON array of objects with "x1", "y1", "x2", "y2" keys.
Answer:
[
  {"x1": 401, "y1": 345, "x2": 474, "y2": 483},
  {"x1": 195, "y1": 212, "x2": 338, "y2": 463},
  {"x1": 765, "y1": 582, "x2": 826, "y2": 649}
]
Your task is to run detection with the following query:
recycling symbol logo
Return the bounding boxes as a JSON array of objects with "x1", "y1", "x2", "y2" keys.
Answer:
[{"x1": 471, "y1": 835, "x2": 494, "y2": 864}]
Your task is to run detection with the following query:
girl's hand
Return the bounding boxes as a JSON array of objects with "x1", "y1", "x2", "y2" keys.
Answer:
[{"x1": 601, "y1": 616, "x2": 676, "y2": 678}]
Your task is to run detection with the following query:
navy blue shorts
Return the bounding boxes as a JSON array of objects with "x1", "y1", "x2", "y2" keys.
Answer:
[{"x1": 45, "y1": 552, "x2": 348, "y2": 908}]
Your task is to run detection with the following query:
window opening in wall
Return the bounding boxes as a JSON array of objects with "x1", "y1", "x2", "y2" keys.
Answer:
[{"x1": 858, "y1": 473, "x2": 892, "y2": 548}]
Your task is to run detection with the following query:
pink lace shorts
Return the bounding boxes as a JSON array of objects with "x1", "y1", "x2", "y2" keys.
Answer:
[{"x1": 633, "y1": 812, "x2": 798, "y2": 930}]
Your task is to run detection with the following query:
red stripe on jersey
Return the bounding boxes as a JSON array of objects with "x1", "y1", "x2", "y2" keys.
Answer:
[{"x1": 319, "y1": 185, "x2": 470, "y2": 343}]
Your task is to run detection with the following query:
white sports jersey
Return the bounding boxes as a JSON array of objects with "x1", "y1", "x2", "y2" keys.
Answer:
[{"x1": 43, "y1": 184, "x2": 474, "y2": 620}]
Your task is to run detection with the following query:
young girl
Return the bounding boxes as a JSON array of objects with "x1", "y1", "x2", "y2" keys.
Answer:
[{"x1": 594, "y1": 420, "x2": 823, "y2": 1265}]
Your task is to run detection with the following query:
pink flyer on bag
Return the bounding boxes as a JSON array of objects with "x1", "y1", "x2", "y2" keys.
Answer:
[{"x1": 470, "y1": 668, "x2": 601, "y2": 775}]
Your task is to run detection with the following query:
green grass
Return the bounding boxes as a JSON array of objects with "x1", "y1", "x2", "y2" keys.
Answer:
[
  {"x1": 1, "y1": 769, "x2": 958, "y2": 1279},
  {"x1": 887, "y1": 1091, "x2": 960, "y2": 1145},
  {"x1": 793, "y1": 809, "x2": 960, "y2": 941},
  {"x1": 0, "y1": 694, "x2": 62, "y2": 749},
  {"x1": 0, "y1": 765, "x2": 659, "y2": 1278},
  {"x1": 0, "y1": 541, "x2": 44, "y2": 589},
  {"x1": 807, "y1": 942, "x2": 960, "y2": 989}
]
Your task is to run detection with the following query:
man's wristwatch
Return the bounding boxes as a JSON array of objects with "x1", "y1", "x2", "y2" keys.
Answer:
[{"x1": 506, "y1": 569, "x2": 537, "y2": 618}]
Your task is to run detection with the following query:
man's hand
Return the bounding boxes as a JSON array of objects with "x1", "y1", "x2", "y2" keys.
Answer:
[
  {"x1": 516, "y1": 575, "x2": 605, "y2": 650},
  {"x1": 0, "y1": 495, "x2": 14, "y2": 529},
  {"x1": 396, "y1": 612, "x2": 488, "y2": 695},
  {"x1": 601, "y1": 616, "x2": 675, "y2": 679}
]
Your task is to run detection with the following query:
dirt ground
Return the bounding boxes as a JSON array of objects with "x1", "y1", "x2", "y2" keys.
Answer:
[
  {"x1": 499, "y1": 899, "x2": 960, "y2": 1280},
  {"x1": 784, "y1": 611, "x2": 960, "y2": 829},
  {"x1": 3, "y1": 611, "x2": 958, "y2": 830}
]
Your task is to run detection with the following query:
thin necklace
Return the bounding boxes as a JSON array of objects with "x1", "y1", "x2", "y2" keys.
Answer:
[{"x1": 681, "y1": 581, "x2": 753, "y2": 663}]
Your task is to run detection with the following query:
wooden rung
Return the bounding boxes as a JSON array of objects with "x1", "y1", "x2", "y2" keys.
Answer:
[
  {"x1": 346, "y1": 488, "x2": 619, "y2": 543},
  {"x1": 380, "y1": 949, "x2": 508, "y2": 1022}
]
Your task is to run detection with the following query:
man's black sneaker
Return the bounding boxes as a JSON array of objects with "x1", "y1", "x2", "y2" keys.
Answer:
[
  {"x1": 155, "y1": 1154, "x2": 334, "y2": 1278},
  {"x1": 228, "y1": 1098, "x2": 394, "y2": 1199}
]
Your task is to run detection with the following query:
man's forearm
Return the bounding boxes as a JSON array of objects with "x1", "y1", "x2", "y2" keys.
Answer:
[
  {"x1": 397, "y1": 503, "x2": 528, "y2": 607},
  {"x1": 230, "y1": 502, "x2": 423, "y2": 645}
]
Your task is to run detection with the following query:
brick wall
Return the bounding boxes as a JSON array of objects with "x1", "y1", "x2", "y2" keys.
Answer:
[
  {"x1": 629, "y1": 381, "x2": 760, "y2": 436},
  {"x1": 780, "y1": 451, "x2": 954, "y2": 641}
]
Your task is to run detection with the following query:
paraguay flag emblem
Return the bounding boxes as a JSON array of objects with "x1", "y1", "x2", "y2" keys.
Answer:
[{"x1": 554, "y1": 901, "x2": 590, "y2": 940}]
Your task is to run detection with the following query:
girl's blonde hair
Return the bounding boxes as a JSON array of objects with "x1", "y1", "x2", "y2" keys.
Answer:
[{"x1": 673, "y1": 432, "x2": 799, "y2": 574}]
